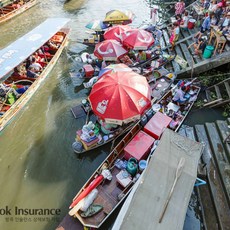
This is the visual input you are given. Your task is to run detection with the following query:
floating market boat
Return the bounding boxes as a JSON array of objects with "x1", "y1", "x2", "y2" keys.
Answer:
[
  {"x1": 68, "y1": 120, "x2": 156, "y2": 228},
  {"x1": 0, "y1": 18, "x2": 70, "y2": 132},
  {"x1": 0, "y1": 0, "x2": 38, "y2": 24},
  {"x1": 151, "y1": 79, "x2": 201, "y2": 131}
]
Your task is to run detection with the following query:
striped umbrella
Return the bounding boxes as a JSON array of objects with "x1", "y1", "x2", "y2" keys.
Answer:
[{"x1": 85, "y1": 20, "x2": 108, "y2": 31}]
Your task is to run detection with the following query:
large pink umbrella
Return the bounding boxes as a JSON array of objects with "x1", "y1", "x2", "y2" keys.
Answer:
[
  {"x1": 89, "y1": 71, "x2": 151, "y2": 125},
  {"x1": 94, "y1": 39, "x2": 128, "y2": 61},
  {"x1": 121, "y1": 29, "x2": 154, "y2": 50},
  {"x1": 103, "y1": 25, "x2": 131, "y2": 42}
]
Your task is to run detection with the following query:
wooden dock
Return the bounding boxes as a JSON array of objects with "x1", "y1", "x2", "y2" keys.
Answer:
[
  {"x1": 204, "y1": 77, "x2": 230, "y2": 108},
  {"x1": 179, "y1": 119, "x2": 230, "y2": 230},
  {"x1": 158, "y1": 0, "x2": 230, "y2": 78},
  {"x1": 159, "y1": 25, "x2": 230, "y2": 77}
]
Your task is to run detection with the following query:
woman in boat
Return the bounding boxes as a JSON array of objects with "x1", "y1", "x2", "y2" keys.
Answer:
[
  {"x1": 136, "y1": 50, "x2": 147, "y2": 63},
  {"x1": 172, "y1": 86, "x2": 188, "y2": 105},
  {"x1": 99, "y1": 119, "x2": 118, "y2": 135}
]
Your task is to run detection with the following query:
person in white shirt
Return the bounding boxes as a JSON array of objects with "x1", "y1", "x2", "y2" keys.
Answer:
[
  {"x1": 180, "y1": 11, "x2": 189, "y2": 30},
  {"x1": 29, "y1": 57, "x2": 42, "y2": 72}
]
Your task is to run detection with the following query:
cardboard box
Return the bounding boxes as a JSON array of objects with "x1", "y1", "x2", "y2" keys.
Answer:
[
  {"x1": 83, "y1": 64, "x2": 94, "y2": 78},
  {"x1": 124, "y1": 130, "x2": 155, "y2": 161}
]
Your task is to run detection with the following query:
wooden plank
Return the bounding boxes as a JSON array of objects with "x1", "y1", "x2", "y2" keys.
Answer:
[
  {"x1": 224, "y1": 81, "x2": 230, "y2": 98},
  {"x1": 210, "y1": 98, "x2": 230, "y2": 108},
  {"x1": 194, "y1": 125, "x2": 220, "y2": 229},
  {"x1": 214, "y1": 85, "x2": 222, "y2": 99},
  {"x1": 216, "y1": 120, "x2": 230, "y2": 161},
  {"x1": 195, "y1": 124, "x2": 212, "y2": 169},
  {"x1": 205, "y1": 122, "x2": 230, "y2": 205},
  {"x1": 205, "y1": 89, "x2": 212, "y2": 102},
  {"x1": 177, "y1": 50, "x2": 230, "y2": 77},
  {"x1": 203, "y1": 98, "x2": 223, "y2": 107},
  {"x1": 180, "y1": 29, "x2": 200, "y2": 64},
  {"x1": 162, "y1": 29, "x2": 180, "y2": 72},
  {"x1": 160, "y1": 29, "x2": 174, "y2": 71},
  {"x1": 179, "y1": 43, "x2": 194, "y2": 67}
]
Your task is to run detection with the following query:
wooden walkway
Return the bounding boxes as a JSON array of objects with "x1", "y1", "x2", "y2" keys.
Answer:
[
  {"x1": 204, "y1": 77, "x2": 230, "y2": 108},
  {"x1": 159, "y1": 25, "x2": 230, "y2": 78},
  {"x1": 180, "y1": 119, "x2": 230, "y2": 230}
]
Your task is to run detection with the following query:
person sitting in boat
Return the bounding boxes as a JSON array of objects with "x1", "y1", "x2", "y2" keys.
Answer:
[
  {"x1": 136, "y1": 50, "x2": 147, "y2": 63},
  {"x1": 172, "y1": 86, "x2": 188, "y2": 105},
  {"x1": 26, "y1": 66, "x2": 39, "y2": 78},
  {"x1": 38, "y1": 47, "x2": 52, "y2": 60},
  {"x1": 47, "y1": 39, "x2": 60, "y2": 51},
  {"x1": 99, "y1": 119, "x2": 118, "y2": 135},
  {"x1": 29, "y1": 57, "x2": 43, "y2": 72},
  {"x1": 80, "y1": 121, "x2": 97, "y2": 143},
  {"x1": 34, "y1": 52, "x2": 45, "y2": 63},
  {"x1": 0, "y1": 83, "x2": 21, "y2": 99}
]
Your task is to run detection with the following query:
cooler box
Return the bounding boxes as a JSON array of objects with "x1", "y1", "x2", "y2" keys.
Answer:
[
  {"x1": 124, "y1": 131, "x2": 155, "y2": 161},
  {"x1": 144, "y1": 112, "x2": 172, "y2": 139},
  {"x1": 83, "y1": 64, "x2": 94, "y2": 78}
]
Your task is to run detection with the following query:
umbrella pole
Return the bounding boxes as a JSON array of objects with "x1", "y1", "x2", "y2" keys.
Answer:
[{"x1": 85, "y1": 109, "x2": 90, "y2": 125}]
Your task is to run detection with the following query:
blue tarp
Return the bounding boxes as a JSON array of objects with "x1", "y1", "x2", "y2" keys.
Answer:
[{"x1": 0, "y1": 18, "x2": 70, "y2": 80}]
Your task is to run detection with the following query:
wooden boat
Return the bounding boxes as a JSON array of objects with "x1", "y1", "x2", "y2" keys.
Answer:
[
  {"x1": 0, "y1": 18, "x2": 70, "y2": 132},
  {"x1": 68, "y1": 80, "x2": 200, "y2": 228},
  {"x1": 0, "y1": 0, "x2": 38, "y2": 24},
  {"x1": 151, "y1": 79, "x2": 201, "y2": 131},
  {"x1": 72, "y1": 109, "x2": 138, "y2": 155},
  {"x1": 69, "y1": 120, "x2": 153, "y2": 229}
]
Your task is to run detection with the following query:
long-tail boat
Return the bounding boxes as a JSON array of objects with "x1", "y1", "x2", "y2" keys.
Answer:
[
  {"x1": 0, "y1": 0, "x2": 38, "y2": 24},
  {"x1": 0, "y1": 18, "x2": 70, "y2": 132},
  {"x1": 68, "y1": 80, "x2": 200, "y2": 228}
]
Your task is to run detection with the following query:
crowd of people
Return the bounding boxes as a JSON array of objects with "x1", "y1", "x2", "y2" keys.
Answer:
[
  {"x1": 0, "y1": 38, "x2": 60, "y2": 106},
  {"x1": 168, "y1": 0, "x2": 230, "y2": 55}
]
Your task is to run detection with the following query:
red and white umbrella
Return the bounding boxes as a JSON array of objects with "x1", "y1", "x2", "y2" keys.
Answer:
[
  {"x1": 94, "y1": 39, "x2": 128, "y2": 61},
  {"x1": 103, "y1": 25, "x2": 131, "y2": 42},
  {"x1": 89, "y1": 71, "x2": 151, "y2": 125},
  {"x1": 121, "y1": 29, "x2": 154, "y2": 50}
]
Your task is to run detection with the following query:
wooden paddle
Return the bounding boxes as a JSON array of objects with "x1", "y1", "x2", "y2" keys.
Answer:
[{"x1": 158, "y1": 157, "x2": 185, "y2": 223}]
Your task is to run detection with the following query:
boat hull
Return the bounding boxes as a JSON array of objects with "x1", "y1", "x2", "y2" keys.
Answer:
[{"x1": 0, "y1": 0, "x2": 38, "y2": 24}]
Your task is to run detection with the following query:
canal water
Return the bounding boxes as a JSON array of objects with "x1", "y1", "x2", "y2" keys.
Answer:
[{"x1": 0, "y1": 1, "x2": 225, "y2": 230}]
